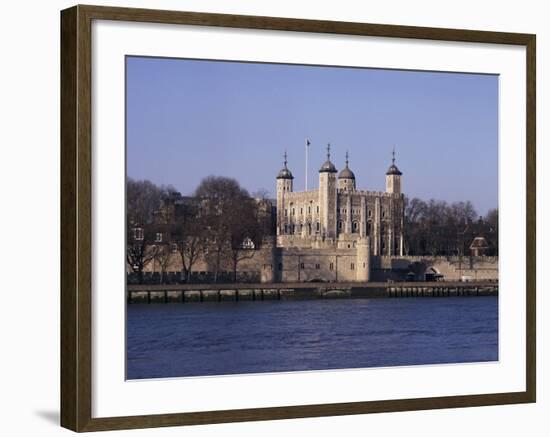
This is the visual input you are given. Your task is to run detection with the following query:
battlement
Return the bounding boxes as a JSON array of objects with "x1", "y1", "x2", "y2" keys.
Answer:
[
  {"x1": 283, "y1": 189, "x2": 319, "y2": 201},
  {"x1": 352, "y1": 190, "x2": 402, "y2": 198}
]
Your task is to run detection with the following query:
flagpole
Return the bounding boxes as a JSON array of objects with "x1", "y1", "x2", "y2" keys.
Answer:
[{"x1": 305, "y1": 138, "x2": 309, "y2": 191}]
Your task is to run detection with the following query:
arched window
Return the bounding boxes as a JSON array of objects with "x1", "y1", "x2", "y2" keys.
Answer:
[{"x1": 352, "y1": 221, "x2": 359, "y2": 233}]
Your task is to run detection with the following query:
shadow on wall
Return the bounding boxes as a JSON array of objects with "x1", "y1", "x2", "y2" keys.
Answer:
[{"x1": 34, "y1": 410, "x2": 59, "y2": 426}]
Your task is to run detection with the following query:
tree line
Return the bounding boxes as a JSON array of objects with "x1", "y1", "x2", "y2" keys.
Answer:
[
  {"x1": 403, "y1": 197, "x2": 498, "y2": 256},
  {"x1": 126, "y1": 176, "x2": 272, "y2": 284}
]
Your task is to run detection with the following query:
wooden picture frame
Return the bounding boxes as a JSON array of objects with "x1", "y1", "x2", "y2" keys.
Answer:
[{"x1": 60, "y1": 4, "x2": 536, "y2": 432}]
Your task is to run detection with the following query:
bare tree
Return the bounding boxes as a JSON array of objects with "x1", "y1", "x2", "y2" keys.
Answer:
[
  {"x1": 226, "y1": 196, "x2": 267, "y2": 282},
  {"x1": 194, "y1": 177, "x2": 243, "y2": 282},
  {"x1": 405, "y1": 197, "x2": 427, "y2": 224},
  {"x1": 194, "y1": 176, "x2": 268, "y2": 283},
  {"x1": 484, "y1": 208, "x2": 499, "y2": 255},
  {"x1": 404, "y1": 196, "x2": 490, "y2": 256},
  {"x1": 172, "y1": 199, "x2": 205, "y2": 283},
  {"x1": 126, "y1": 178, "x2": 164, "y2": 283},
  {"x1": 152, "y1": 242, "x2": 173, "y2": 284},
  {"x1": 126, "y1": 225, "x2": 157, "y2": 284},
  {"x1": 127, "y1": 178, "x2": 163, "y2": 224}
]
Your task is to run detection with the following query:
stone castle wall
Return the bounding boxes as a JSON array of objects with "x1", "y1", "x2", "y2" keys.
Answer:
[
  {"x1": 371, "y1": 255, "x2": 498, "y2": 281},
  {"x1": 133, "y1": 247, "x2": 497, "y2": 284}
]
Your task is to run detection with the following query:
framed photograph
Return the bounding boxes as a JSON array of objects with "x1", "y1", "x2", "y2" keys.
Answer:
[{"x1": 60, "y1": 4, "x2": 536, "y2": 432}]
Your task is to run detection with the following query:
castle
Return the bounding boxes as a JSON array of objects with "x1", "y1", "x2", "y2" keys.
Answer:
[
  {"x1": 260, "y1": 144, "x2": 405, "y2": 283},
  {"x1": 276, "y1": 144, "x2": 404, "y2": 254}
]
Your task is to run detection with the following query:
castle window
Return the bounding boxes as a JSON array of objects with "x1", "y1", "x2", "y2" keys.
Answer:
[
  {"x1": 133, "y1": 227, "x2": 144, "y2": 241},
  {"x1": 308, "y1": 223, "x2": 312, "y2": 235},
  {"x1": 338, "y1": 221, "x2": 343, "y2": 231},
  {"x1": 155, "y1": 232, "x2": 163, "y2": 243},
  {"x1": 241, "y1": 237, "x2": 255, "y2": 249},
  {"x1": 350, "y1": 263, "x2": 355, "y2": 270},
  {"x1": 368, "y1": 210, "x2": 372, "y2": 218},
  {"x1": 278, "y1": 263, "x2": 283, "y2": 271},
  {"x1": 329, "y1": 262, "x2": 334, "y2": 270},
  {"x1": 300, "y1": 207, "x2": 303, "y2": 215},
  {"x1": 292, "y1": 208, "x2": 295, "y2": 216},
  {"x1": 382, "y1": 210, "x2": 386, "y2": 218},
  {"x1": 316, "y1": 206, "x2": 319, "y2": 213},
  {"x1": 352, "y1": 222, "x2": 358, "y2": 233},
  {"x1": 300, "y1": 263, "x2": 305, "y2": 269},
  {"x1": 285, "y1": 209, "x2": 288, "y2": 217},
  {"x1": 316, "y1": 222, "x2": 320, "y2": 231},
  {"x1": 308, "y1": 206, "x2": 311, "y2": 214},
  {"x1": 316, "y1": 263, "x2": 320, "y2": 269}
]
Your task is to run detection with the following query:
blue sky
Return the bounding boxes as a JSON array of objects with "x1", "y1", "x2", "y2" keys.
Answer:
[{"x1": 126, "y1": 56, "x2": 498, "y2": 215}]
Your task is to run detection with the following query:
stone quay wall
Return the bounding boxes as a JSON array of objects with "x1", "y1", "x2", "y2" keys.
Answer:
[{"x1": 127, "y1": 281, "x2": 498, "y2": 304}]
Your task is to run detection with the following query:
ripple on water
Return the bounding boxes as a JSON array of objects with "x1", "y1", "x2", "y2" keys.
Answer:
[{"x1": 126, "y1": 297, "x2": 498, "y2": 379}]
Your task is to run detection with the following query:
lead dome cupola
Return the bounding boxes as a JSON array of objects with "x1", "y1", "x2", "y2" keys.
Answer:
[
  {"x1": 386, "y1": 148, "x2": 402, "y2": 175},
  {"x1": 338, "y1": 151, "x2": 355, "y2": 179},
  {"x1": 319, "y1": 143, "x2": 337, "y2": 173},
  {"x1": 277, "y1": 151, "x2": 294, "y2": 179}
]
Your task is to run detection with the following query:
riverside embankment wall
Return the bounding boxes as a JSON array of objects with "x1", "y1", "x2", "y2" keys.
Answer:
[{"x1": 127, "y1": 281, "x2": 498, "y2": 303}]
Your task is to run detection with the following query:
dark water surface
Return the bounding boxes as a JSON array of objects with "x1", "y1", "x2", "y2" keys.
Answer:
[{"x1": 126, "y1": 297, "x2": 498, "y2": 379}]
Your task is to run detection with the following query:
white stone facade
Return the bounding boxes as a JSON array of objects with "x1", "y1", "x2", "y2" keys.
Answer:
[
  {"x1": 269, "y1": 146, "x2": 404, "y2": 282},
  {"x1": 276, "y1": 146, "x2": 404, "y2": 256}
]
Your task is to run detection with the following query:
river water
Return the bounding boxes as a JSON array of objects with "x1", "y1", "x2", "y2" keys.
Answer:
[{"x1": 126, "y1": 296, "x2": 498, "y2": 379}]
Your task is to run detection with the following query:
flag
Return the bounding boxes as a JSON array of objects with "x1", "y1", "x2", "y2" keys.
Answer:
[{"x1": 306, "y1": 138, "x2": 310, "y2": 146}]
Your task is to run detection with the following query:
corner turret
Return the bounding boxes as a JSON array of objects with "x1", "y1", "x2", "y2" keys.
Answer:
[{"x1": 386, "y1": 147, "x2": 402, "y2": 194}]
